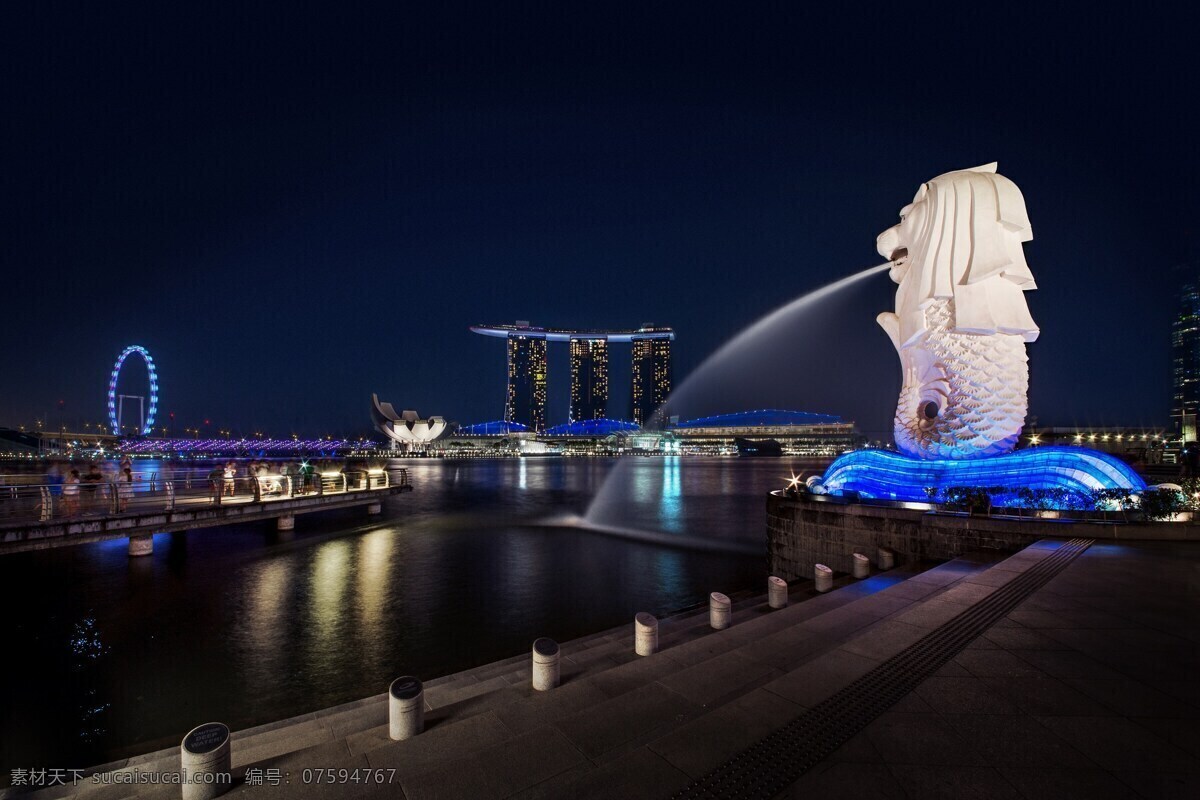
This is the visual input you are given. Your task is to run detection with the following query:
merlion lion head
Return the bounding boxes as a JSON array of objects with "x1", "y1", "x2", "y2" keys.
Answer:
[{"x1": 875, "y1": 163, "x2": 1039, "y2": 460}]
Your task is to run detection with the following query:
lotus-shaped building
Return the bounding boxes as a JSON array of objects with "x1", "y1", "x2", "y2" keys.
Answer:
[{"x1": 371, "y1": 394, "x2": 448, "y2": 450}]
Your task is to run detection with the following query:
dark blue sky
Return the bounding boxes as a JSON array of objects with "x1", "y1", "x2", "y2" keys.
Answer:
[{"x1": 1, "y1": 3, "x2": 1195, "y2": 439}]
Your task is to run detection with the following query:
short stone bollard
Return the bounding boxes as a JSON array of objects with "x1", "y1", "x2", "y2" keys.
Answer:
[
  {"x1": 878, "y1": 548, "x2": 895, "y2": 570},
  {"x1": 180, "y1": 722, "x2": 231, "y2": 800},
  {"x1": 768, "y1": 576, "x2": 788, "y2": 609},
  {"x1": 634, "y1": 612, "x2": 659, "y2": 656},
  {"x1": 388, "y1": 676, "x2": 424, "y2": 741},
  {"x1": 852, "y1": 553, "x2": 870, "y2": 579},
  {"x1": 532, "y1": 638, "x2": 560, "y2": 690},
  {"x1": 814, "y1": 564, "x2": 833, "y2": 593},
  {"x1": 709, "y1": 591, "x2": 732, "y2": 630}
]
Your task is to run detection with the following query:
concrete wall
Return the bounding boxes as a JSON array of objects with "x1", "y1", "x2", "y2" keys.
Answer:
[{"x1": 767, "y1": 492, "x2": 1200, "y2": 582}]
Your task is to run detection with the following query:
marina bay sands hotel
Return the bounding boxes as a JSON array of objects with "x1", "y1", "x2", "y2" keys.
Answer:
[{"x1": 470, "y1": 322, "x2": 674, "y2": 432}]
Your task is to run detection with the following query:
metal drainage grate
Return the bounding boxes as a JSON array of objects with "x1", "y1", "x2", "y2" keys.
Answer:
[{"x1": 674, "y1": 538, "x2": 1094, "y2": 799}]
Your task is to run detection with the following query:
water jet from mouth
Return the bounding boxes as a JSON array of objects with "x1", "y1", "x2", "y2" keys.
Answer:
[{"x1": 583, "y1": 262, "x2": 892, "y2": 531}]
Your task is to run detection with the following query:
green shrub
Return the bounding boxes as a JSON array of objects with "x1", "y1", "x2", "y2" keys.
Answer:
[{"x1": 1139, "y1": 488, "x2": 1186, "y2": 522}]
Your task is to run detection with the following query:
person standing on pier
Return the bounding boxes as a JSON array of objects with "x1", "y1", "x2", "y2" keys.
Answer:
[
  {"x1": 223, "y1": 462, "x2": 236, "y2": 497},
  {"x1": 299, "y1": 460, "x2": 315, "y2": 494},
  {"x1": 81, "y1": 463, "x2": 102, "y2": 512},
  {"x1": 208, "y1": 465, "x2": 224, "y2": 503},
  {"x1": 100, "y1": 460, "x2": 118, "y2": 508},
  {"x1": 61, "y1": 469, "x2": 80, "y2": 517},
  {"x1": 117, "y1": 467, "x2": 133, "y2": 512},
  {"x1": 44, "y1": 462, "x2": 63, "y2": 498}
]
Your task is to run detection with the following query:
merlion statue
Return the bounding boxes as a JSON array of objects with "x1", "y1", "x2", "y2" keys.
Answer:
[
  {"x1": 875, "y1": 163, "x2": 1038, "y2": 460},
  {"x1": 812, "y1": 164, "x2": 1146, "y2": 502}
]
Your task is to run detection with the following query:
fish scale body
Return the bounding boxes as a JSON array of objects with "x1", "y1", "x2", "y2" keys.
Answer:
[{"x1": 894, "y1": 299, "x2": 1028, "y2": 460}]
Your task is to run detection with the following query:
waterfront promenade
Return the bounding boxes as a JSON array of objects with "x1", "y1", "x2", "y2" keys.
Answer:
[
  {"x1": 0, "y1": 470, "x2": 409, "y2": 555},
  {"x1": 14, "y1": 537, "x2": 1198, "y2": 799}
]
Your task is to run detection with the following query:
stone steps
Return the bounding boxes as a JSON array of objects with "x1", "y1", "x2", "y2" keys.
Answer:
[
  {"x1": 36, "y1": 556, "x2": 1004, "y2": 799},
  {"x1": 230, "y1": 562, "x2": 945, "y2": 797},
  {"x1": 529, "y1": 551, "x2": 1018, "y2": 799}
]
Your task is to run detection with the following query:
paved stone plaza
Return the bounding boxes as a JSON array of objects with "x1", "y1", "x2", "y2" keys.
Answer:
[{"x1": 15, "y1": 539, "x2": 1198, "y2": 800}]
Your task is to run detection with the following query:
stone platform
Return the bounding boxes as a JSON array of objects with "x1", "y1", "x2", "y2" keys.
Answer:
[
  {"x1": 10, "y1": 540, "x2": 1198, "y2": 799},
  {"x1": 767, "y1": 490, "x2": 1200, "y2": 580}
]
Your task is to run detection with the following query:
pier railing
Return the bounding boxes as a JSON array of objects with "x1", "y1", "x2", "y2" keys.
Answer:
[{"x1": 0, "y1": 469, "x2": 406, "y2": 525}]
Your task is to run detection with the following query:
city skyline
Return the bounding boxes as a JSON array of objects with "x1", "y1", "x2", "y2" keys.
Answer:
[{"x1": 0, "y1": 4, "x2": 1195, "y2": 438}]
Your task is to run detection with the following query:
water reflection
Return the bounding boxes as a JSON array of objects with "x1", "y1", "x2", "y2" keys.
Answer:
[
  {"x1": 70, "y1": 614, "x2": 107, "y2": 660},
  {"x1": 250, "y1": 560, "x2": 290, "y2": 626},
  {"x1": 356, "y1": 530, "x2": 394, "y2": 664},
  {"x1": 661, "y1": 457, "x2": 682, "y2": 532},
  {"x1": 631, "y1": 463, "x2": 654, "y2": 505},
  {"x1": 654, "y1": 548, "x2": 686, "y2": 599},
  {"x1": 70, "y1": 614, "x2": 110, "y2": 745},
  {"x1": 310, "y1": 540, "x2": 351, "y2": 648},
  {"x1": 500, "y1": 530, "x2": 544, "y2": 614},
  {"x1": 240, "y1": 559, "x2": 291, "y2": 697},
  {"x1": 1, "y1": 458, "x2": 800, "y2": 770}
]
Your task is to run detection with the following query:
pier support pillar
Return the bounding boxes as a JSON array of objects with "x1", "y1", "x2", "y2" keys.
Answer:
[
  {"x1": 532, "y1": 638, "x2": 560, "y2": 691},
  {"x1": 181, "y1": 722, "x2": 231, "y2": 800},
  {"x1": 815, "y1": 564, "x2": 833, "y2": 592},
  {"x1": 388, "y1": 677, "x2": 424, "y2": 741},
  {"x1": 128, "y1": 534, "x2": 154, "y2": 557},
  {"x1": 277, "y1": 515, "x2": 295, "y2": 531},
  {"x1": 709, "y1": 592, "x2": 731, "y2": 630},
  {"x1": 634, "y1": 612, "x2": 658, "y2": 656},
  {"x1": 852, "y1": 553, "x2": 870, "y2": 579},
  {"x1": 367, "y1": 503, "x2": 382, "y2": 515},
  {"x1": 768, "y1": 576, "x2": 788, "y2": 609}
]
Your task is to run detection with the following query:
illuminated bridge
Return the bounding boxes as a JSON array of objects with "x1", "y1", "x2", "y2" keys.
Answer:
[
  {"x1": 118, "y1": 437, "x2": 362, "y2": 456},
  {"x1": 470, "y1": 322, "x2": 675, "y2": 431}
]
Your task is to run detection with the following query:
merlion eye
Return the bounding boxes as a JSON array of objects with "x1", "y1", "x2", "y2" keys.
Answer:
[{"x1": 922, "y1": 401, "x2": 939, "y2": 420}]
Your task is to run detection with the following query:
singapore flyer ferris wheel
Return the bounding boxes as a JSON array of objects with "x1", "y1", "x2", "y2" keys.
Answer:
[{"x1": 108, "y1": 345, "x2": 159, "y2": 436}]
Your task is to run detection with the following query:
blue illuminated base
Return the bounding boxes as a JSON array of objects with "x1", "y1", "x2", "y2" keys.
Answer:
[{"x1": 815, "y1": 446, "x2": 1146, "y2": 503}]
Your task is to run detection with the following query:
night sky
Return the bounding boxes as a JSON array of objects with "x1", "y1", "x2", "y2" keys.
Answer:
[{"x1": 2, "y1": 3, "x2": 1196, "y2": 440}]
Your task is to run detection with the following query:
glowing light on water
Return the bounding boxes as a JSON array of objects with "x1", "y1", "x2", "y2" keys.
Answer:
[
  {"x1": 357, "y1": 530, "x2": 394, "y2": 648},
  {"x1": 311, "y1": 540, "x2": 350, "y2": 641},
  {"x1": 70, "y1": 615, "x2": 108, "y2": 660},
  {"x1": 661, "y1": 456, "x2": 683, "y2": 532}
]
